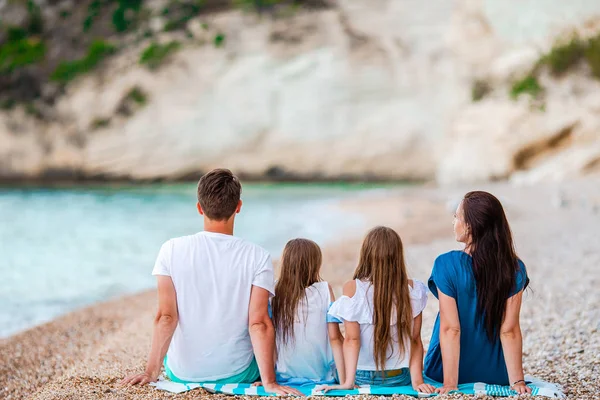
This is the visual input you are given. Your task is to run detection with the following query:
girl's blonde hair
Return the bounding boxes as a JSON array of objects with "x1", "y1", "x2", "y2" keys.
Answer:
[
  {"x1": 272, "y1": 238, "x2": 322, "y2": 345},
  {"x1": 353, "y1": 226, "x2": 412, "y2": 373}
]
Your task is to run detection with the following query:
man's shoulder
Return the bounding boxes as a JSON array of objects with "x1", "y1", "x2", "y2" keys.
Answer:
[
  {"x1": 233, "y1": 237, "x2": 270, "y2": 259},
  {"x1": 166, "y1": 233, "x2": 200, "y2": 246},
  {"x1": 166, "y1": 233, "x2": 270, "y2": 261}
]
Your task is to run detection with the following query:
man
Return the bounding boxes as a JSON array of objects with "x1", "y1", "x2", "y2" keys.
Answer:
[{"x1": 121, "y1": 169, "x2": 301, "y2": 396}]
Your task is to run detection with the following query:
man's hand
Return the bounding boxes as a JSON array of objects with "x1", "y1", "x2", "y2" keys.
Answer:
[
  {"x1": 262, "y1": 382, "x2": 304, "y2": 396},
  {"x1": 120, "y1": 370, "x2": 159, "y2": 386}
]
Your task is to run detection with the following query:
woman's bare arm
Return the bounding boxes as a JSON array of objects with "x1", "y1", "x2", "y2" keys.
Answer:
[
  {"x1": 436, "y1": 291, "x2": 460, "y2": 394},
  {"x1": 500, "y1": 291, "x2": 531, "y2": 395},
  {"x1": 408, "y1": 313, "x2": 435, "y2": 393}
]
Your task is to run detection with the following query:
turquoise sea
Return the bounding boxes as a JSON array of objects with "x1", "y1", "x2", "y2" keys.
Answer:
[{"x1": 0, "y1": 183, "x2": 389, "y2": 337}]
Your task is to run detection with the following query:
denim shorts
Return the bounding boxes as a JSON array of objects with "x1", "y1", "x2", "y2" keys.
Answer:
[{"x1": 355, "y1": 368, "x2": 411, "y2": 386}]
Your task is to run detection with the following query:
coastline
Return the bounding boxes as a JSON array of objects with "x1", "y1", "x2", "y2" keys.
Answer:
[{"x1": 2, "y1": 178, "x2": 599, "y2": 399}]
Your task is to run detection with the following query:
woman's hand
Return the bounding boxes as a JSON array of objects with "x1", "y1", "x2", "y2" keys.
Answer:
[
  {"x1": 435, "y1": 385, "x2": 458, "y2": 394},
  {"x1": 512, "y1": 382, "x2": 532, "y2": 395},
  {"x1": 412, "y1": 382, "x2": 436, "y2": 394},
  {"x1": 314, "y1": 383, "x2": 357, "y2": 393},
  {"x1": 120, "y1": 369, "x2": 159, "y2": 386}
]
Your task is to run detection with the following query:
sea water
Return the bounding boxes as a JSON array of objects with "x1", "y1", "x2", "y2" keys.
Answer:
[{"x1": 0, "y1": 183, "x2": 380, "y2": 337}]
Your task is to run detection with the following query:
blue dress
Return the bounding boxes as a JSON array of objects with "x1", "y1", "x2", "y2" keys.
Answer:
[{"x1": 424, "y1": 251, "x2": 529, "y2": 385}]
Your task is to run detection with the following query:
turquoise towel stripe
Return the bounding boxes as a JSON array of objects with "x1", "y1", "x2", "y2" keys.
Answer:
[
  {"x1": 197, "y1": 382, "x2": 542, "y2": 397},
  {"x1": 151, "y1": 374, "x2": 562, "y2": 397}
]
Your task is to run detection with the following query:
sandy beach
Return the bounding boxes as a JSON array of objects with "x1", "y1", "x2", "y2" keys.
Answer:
[{"x1": 1, "y1": 179, "x2": 599, "y2": 399}]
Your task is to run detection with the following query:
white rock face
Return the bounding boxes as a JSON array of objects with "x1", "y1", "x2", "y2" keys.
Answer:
[{"x1": 1, "y1": 0, "x2": 600, "y2": 183}]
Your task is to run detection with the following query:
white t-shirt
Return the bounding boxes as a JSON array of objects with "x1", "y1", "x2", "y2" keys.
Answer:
[
  {"x1": 152, "y1": 231, "x2": 274, "y2": 382},
  {"x1": 276, "y1": 281, "x2": 335, "y2": 383},
  {"x1": 328, "y1": 279, "x2": 428, "y2": 371}
]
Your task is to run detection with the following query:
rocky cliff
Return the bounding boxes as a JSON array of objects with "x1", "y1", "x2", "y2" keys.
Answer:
[{"x1": 1, "y1": 0, "x2": 599, "y2": 183}]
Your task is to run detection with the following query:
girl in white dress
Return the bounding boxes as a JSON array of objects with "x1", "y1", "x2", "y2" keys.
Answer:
[
  {"x1": 271, "y1": 239, "x2": 345, "y2": 385},
  {"x1": 323, "y1": 226, "x2": 435, "y2": 393}
]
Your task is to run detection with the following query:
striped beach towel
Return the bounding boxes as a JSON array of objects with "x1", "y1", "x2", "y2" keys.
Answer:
[{"x1": 150, "y1": 375, "x2": 564, "y2": 398}]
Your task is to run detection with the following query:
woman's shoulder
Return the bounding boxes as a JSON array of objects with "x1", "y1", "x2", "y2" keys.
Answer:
[
  {"x1": 435, "y1": 250, "x2": 466, "y2": 263},
  {"x1": 514, "y1": 259, "x2": 530, "y2": 292},
  {"x1": 432, "y1": 250, "x2": 466, "y2": 275}
]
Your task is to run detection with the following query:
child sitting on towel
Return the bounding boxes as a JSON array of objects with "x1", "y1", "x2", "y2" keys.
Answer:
[
  {"x1": 321, "y1": 226, "x2": 435, "y2": 393},
  {"x1": 271, "y1": 239, "x2": 345, "y2": 385}
]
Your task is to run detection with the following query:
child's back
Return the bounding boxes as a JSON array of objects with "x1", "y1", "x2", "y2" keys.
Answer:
[
  {"x1": 275, "y1": 281, "x2": 335, "y2": 383},
  {"x1": 320, "y1": 226, "x2": 435, "y2": 394},
  {"x1": 272, "y1": 239, "x2": 344, "y2": 385},
  {"x1": 329, "y1": 278, "x2": 427, "y2": 371}
]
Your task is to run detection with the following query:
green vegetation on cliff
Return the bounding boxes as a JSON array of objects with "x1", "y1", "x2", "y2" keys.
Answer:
[
  {"x1": 0, "y1": 0, "x2": 45, "y2": 73},
  {"x1": 0, "y1": 28, "x2": 45, "y2": 73},
  {"x1": 510, "y1": 32, "x2": 600, "y2": 100},
  {"x1": 51, "y1": 40, "x2": 116, "y2": 83},
  {"x1": 510, "y1": 75, "x2": 543, "y2": 100},
  {"x1": 0, "y1": 0, "x2": 327, "y2": 112},
  {"x1": 139, "y1": 41, "x2": 181, "y2": 70}
]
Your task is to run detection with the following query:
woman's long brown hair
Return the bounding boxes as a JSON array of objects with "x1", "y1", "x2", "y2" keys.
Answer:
[
  {"x1": 353, "y1": 226, "x2": 413, "y2": 373},
  {"x1": 272, "y1": 238, "x2": 322, "y2": 345},
  {"x1": 462, "y1": 191, "x2": 528, "y2": 340}
]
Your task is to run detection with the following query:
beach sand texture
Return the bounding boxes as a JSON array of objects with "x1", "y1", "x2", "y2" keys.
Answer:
[{"x1": 1, "y1": 180, "x2": 599, "y2": 399}]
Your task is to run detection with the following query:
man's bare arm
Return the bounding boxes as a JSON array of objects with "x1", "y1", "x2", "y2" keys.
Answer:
[{"x1": 121, "y1": 276, "x2": 178, "y2": 385}]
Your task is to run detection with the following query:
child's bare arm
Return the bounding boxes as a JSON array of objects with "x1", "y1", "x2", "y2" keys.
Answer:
[
  {"x1": 327, "y1": 284, "x2": 345, "y2": 383},
  {"x1": 320, "y1": 281, "x2": 359, "y2": 392}
]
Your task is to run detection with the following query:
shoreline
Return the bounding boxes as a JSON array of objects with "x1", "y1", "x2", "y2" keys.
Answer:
[
  {"x1": 2, "y1": 179, "x2": 599, "y2": 399},
  {"x1": 0, "y1": 172, "x2": 428, "y2": 187}
]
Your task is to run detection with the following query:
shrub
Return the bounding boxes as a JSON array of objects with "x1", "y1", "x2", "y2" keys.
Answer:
[
  {"x1": 126, "y1": 86, "x2": 147, "y2": 105},
  {"x1": 139, "y1": 41, "x2": 180, "y2": 69},
  {"x1": 471, "y1": 79, "x2": 491, "y2": 102},
  {"x1": 112, "y1": 0, "x2": 143, "y2": 32},
  {"x1": 213, "y1": 33, "x2": 225, "y2": 47},
  {"x1": 510, "y1": 75, "x2": 543, "y2": 100},
  {"x1": 0, "y1": 35, "x2": 46, "y2": 72},
  {"x1": 585, "y1": 34, "x2": 600, "y2": 79},
  {"x1": 51, "y1": 40, "x2": 116, "y2": 83},
  {"x1": 83, "y1": 0, "x2": 102, "y2": 32},
  {"x1": 0, "y1": 0, "x2": 47, "y2": 73},
  {"x1": 26, "y1": 0, "x2": 44, "y2": 35},
  {"x1": 162, "y1": 0, "x2": 204, "y2": 32},
  {"x1": 542, "y1": 36, "x2": 586, "y2": 76},
  {"x1": 91, "y1": 117, "x2": 111, "y2": 130}
]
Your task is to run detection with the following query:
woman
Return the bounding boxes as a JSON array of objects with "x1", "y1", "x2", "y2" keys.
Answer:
[{"x1": 424, "y1": 191, "x2": 531, "y2": 395}]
